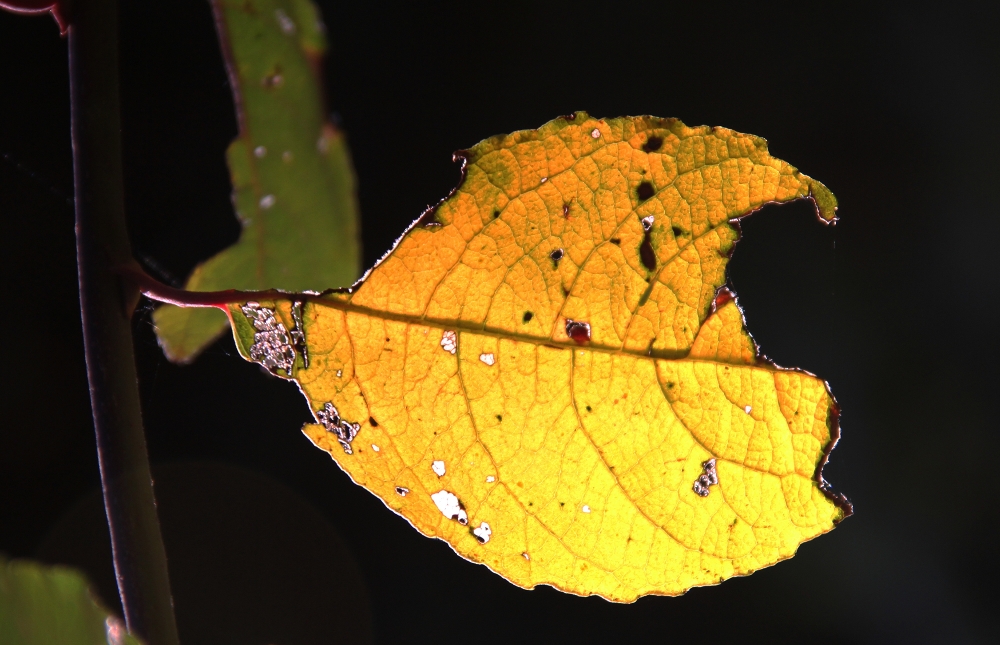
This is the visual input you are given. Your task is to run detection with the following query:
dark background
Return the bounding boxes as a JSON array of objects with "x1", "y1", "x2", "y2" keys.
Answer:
[{"x1": 1, "y1": 1, "x2": 997, "y2": 643}]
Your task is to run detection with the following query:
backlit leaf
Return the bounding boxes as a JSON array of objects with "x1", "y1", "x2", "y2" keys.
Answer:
[
  {"x1": 226, "y1": 113, "x2": 850, "y2": 600},
  {"x1": 153, "y1": 0, "x2": 360, "y2": 362},
  {"x1": 0, "y1": 555, "x2": 142, "y2": 645}
]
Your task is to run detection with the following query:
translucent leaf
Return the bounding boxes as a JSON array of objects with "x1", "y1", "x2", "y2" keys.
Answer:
[
  {"x1": 0, "y1": 556, "x2": 142, "y2": 645},
  {"x1": 153, "y1": 0, "x2": 360, "y2": 362},
  {"x1": 226, "y1": 114, "x2": 850, "y2": 600}
]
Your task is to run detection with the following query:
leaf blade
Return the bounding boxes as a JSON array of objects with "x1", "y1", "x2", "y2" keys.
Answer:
[{"x1": 226, "y1": 114, "x2": 848, "y2": 600}]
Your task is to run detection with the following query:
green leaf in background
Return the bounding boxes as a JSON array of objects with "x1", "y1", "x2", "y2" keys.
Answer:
[
  {"x1": 0, "y1": 555, "x2": 143, "y2": 645},
  {"x1": 153, "y1": 0, "x2": 361, "y2": 362}
]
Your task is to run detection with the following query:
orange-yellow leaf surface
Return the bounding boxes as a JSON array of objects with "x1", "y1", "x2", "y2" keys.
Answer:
[{"x1": 227, "y1": 113, "x2": 850, "y2": 601}]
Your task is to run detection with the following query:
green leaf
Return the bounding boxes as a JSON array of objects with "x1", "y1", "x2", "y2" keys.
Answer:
[
  {"x1": 0, "y1": 555, "x2": 142, "y2": 645},
  {"x1": 153, "y1": 0, "x2": 361, "y2": 363}
]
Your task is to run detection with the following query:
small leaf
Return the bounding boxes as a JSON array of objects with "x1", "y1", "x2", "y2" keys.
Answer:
[
  {"x1": 226, "y1": 114, "x2": 850, "y2": 601},
  {"x1": 153, "y1": 0, "x2": 360, "y2": 363},
  {"x1": 0, "y1": 555, "x2": 142, "y2": 644}
]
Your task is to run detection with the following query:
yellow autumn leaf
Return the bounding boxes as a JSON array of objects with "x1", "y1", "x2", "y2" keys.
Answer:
[{"x1": 226, "y1": 113, "x2": 850, "y2": 601}]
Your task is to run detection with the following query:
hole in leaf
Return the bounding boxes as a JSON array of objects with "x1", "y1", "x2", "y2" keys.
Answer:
[
  {"x1": 642, "y1": 136, "x2": 663, "y2": 152},
  {"x1": 637, "y1": 181, "x2": 655, "y2": 201},
  {"x1": 640, "y1": 230, "x2": 656, "y2": 271},
  {"x1": 565, "y1": 320, "x2": 591, "y2": 344}
]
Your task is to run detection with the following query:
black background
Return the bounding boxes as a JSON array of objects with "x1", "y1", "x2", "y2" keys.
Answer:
[{"x1": 1, "y1": 1, "x2": 997, "y2": 643}]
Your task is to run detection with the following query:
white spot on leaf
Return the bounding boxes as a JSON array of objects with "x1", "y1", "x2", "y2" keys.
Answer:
[
  {"x1": 522, "y1": 552, "x2": 530, "y2": 560},
  {"x1": 371, "y1": 444, "x2": 380, "y2": 452},
  {"x1": 591, "y1": 128, "x2": 601, "y2": 138},
  {"x1": 440, "y1": 330, "x2": 457, "y2": 354},
  {"x1": 259, "y1": 194, "x2": 276, "y2": 209},
  {"x1": 486, "y1": 475, "x2": 495, "y2": 483},
  {"x1": 582, "y1": 505, "x2": 591, "y2": 513},
  {"x1": 254, "y1": 145, "x2": 267, "y2": 158},
  {"x1": 641, "y1": 215, "x2": 654, "y2": 231},
  {"x1": 431, "y1": 490, "x2": 468, "y2": 525},
  {"x1": 431, "y1": 460, "x2": 446, "y2": 477},
  {"x1": 472, "y1": 521, "x2": 492, "y2": 544},
  {"x1": 744, "y1": 405, "x2": 752, "y2": 414},
  {"x1": 275, "y1": 8, "x2": 296, "y2": 34},
  {"x1": 336, "y1": 369, "x2": 343, "y2": 378},
  {"x1": 479, "y1": 353, "x2": 495, "y2": 366},
  {"x1": 540, "y1": 176, "x2": 548, "y2": 183}
]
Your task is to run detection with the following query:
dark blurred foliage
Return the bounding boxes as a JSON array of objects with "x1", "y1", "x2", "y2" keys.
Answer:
[{"x1": 1, "y1": 1, "x2": 997, "y2": 643}]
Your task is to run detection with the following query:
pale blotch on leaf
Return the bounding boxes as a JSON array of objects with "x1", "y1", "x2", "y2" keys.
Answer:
[{"x1": 274, "y1": 8, "x2": 295, "y2": 35}]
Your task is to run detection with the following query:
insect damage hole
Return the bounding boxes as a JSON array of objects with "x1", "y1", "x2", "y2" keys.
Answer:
[
  {"x1": 639, "y1": 216, "x2": 657, "y2": 272},
  {"x1": 637, "y1": 181, "x2": 655, "y2": 201},
  {"x1": 581, "y1": 505, "x2": 591, "y2": 513},
  {"x1": 479, "y1": 353, "x2": 496, "y2": 366},
  {"x1": 241, "y1": 303, "x2": 296, "y2": 375},
  {"x1": 432, "y1": 460, "x2": 446, "y2": 477},
  {"x1": 472, "y1": 522, "x2": 492, "y2": 544},
  {"x1": 550, "y1": 248, "x2": 564, "y2": 268},
  {"x1": 290, "y1": 301, "x2": 308, "y2": 368},
  {"x1": 395, "y1": 487, "x2": 409, "y2": 497},
  {"x1": 316, "y1": 402, "x2": 360, "y2": 455},
  {"x1": 565, "y1": 319, "x2": 591, "y2": 344},
  {"x1": 693, "y1": 458, "x2": 719, "y2": 497},
  {"x1": 440, "y1": 330, "x2": 457, "y2": 354},
  {"x1": 642, "y1": 135, "x2": 663, "y2": 152},
  {"x1": 431, "y1": 490, "x2": 468, "y2": 525}
]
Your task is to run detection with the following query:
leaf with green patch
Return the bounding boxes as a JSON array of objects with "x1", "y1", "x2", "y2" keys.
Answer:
[
  {"x1": 153, "y1": 0, "x2": 360, "y2": 362},
  {"x1": 0, "y1": 555, "x2": 143, "y2": 645}
]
